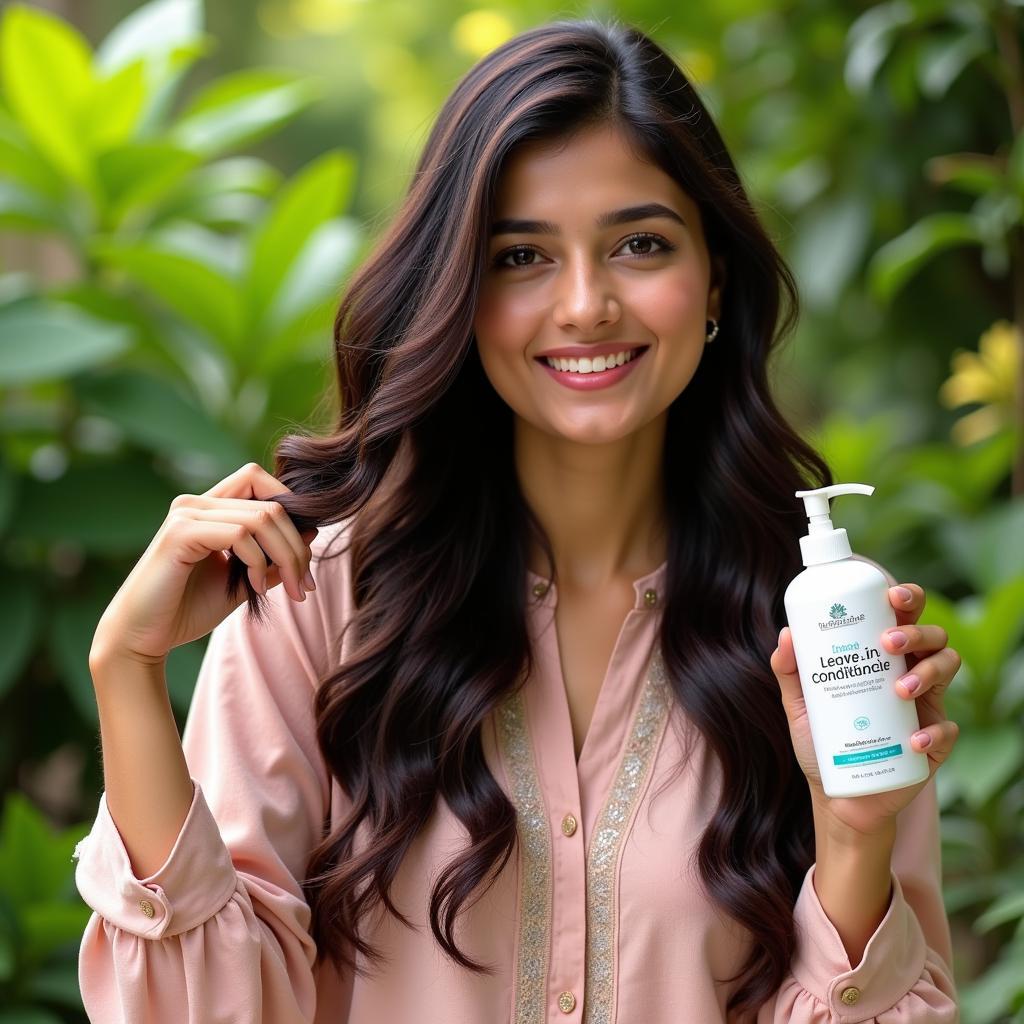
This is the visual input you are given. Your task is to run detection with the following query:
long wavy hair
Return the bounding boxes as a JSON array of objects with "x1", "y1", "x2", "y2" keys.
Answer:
[{"x1": 224, "y1": 16, "x2": 833, "y2": 1021}]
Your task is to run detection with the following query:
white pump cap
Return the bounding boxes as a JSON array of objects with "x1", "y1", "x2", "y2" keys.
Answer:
[{"x1": 794, "y1": 483, "x2": 875, "y2": 566}]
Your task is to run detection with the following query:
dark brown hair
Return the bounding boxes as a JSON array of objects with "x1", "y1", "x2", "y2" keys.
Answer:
[{"x1": 225, "y1": 16, "x2": 832, "y2": 1020}]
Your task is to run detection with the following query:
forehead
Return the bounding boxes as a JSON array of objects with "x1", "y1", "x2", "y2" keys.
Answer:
[{"x1": 492, "y1": 123, "x2": 697, "y2": 227}]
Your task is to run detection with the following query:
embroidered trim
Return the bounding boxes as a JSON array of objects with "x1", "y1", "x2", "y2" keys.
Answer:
[
  {"x1": 583, "y1": 645, "x2": 671, "y2": 1023},
  {"x1": 497, "y1": 689, "x2": 552, "y2": 1024},
  {"x1": 498, "y1": 646, "x2": 672, "y2": 1024}
]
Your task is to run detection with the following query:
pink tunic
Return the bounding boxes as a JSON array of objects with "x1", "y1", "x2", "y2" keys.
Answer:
[{"x1": 74, "y1": 519, "x2": 959, "y2": 1022}]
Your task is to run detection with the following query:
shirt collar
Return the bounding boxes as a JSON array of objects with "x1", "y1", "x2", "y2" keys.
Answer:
[{"x1": 526, "y1": 559, "x2": 668, "y2": 612}]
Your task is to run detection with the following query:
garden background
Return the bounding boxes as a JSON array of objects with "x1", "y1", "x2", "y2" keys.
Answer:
[{"x1": 0, "y1": 0, "x2": 1021, "y2": 1021}]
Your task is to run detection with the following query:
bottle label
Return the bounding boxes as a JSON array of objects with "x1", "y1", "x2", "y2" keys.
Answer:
[{"x1": 786, "y1": 578, "x2": 928, "y2": 796}]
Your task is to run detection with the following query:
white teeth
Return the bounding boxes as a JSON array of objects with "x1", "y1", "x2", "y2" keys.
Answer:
[{"x1": 544, "y1": 348, "x2": 641, "y2": 373}]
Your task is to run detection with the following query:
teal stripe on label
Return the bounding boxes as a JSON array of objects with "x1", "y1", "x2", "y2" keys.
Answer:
[{"x1": 833, "y1": 744, "x2": 903, "y2": 766}]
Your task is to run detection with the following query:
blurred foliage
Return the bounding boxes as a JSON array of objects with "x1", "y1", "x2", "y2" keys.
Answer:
[{"x1": 0, "y1": 0, "x2": 1021, "y2": 1021}]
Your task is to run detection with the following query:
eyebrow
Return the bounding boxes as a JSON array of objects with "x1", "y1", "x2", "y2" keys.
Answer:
[{"x1": 490, "y1": 202, "x2": 687, "y2": 237}]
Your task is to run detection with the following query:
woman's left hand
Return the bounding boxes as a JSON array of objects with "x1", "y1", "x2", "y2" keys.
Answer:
[{"x1": 770, "y1": 582, "x2": 961, "y2": 839}]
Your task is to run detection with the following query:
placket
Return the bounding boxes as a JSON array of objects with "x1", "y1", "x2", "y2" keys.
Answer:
[{"x1": 519, "y1": 576, "x2": 664, "y2": 1021}]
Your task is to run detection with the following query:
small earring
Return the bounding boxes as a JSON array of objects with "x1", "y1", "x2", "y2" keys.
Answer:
[{"x1": 705, "y1": 317, "x2": 719, "y2": 343}]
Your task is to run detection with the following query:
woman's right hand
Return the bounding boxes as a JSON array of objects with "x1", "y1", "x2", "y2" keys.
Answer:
[{"x1": 90, "y1": 462, "x2": 318, "y2": 667}]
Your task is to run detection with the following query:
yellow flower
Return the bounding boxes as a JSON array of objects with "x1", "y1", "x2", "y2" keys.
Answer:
[{"x1": 939, "y1": 320, "x2": 1021, "y2": 445}]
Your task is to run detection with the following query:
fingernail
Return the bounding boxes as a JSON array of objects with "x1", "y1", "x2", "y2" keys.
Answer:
[
  {"x1": 900, "y1": 674, "x2": 920, "y2": 695},
  {"x1": 778, "y1": 627, "x2": 785, "y2": 648},
  {"x1": 888, "y1": 630, "x2": 908, "y2": 648},
  {"x1": 893, "y1": 586, "x2": 913, "y2": 604},
  {"x1": 913, "y1": 730, "x2": 931, "y2": 747},
  {"x1": 303, "y1": 569, "x2": 316, "y2": 592}
]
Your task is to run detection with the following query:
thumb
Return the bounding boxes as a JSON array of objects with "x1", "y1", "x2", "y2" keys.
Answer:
[{"x1": 770, "y1": 627, "x2": 804, "y2": 709}]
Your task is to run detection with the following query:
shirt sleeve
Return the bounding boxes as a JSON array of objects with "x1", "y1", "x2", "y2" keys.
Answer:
[
  {"x1": 74, "y1": 521, "x2": 354, "y2": 1024},
  {"x1": 757, "y1": 772, "x2": 959, "y2": 1021}
]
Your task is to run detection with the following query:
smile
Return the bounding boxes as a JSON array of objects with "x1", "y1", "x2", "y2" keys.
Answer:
[{"x1": 534, "y1": 345, "x2": 651, "y2": 391}]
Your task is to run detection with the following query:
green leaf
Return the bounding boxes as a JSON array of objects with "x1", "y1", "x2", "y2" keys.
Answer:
[
  {"x1": 925, "y1": 152, "x2": 1002, "y2": 198},
  {"x1": 944, "y1": 724, "x2": 1024, "y2": 810},
  {"x1": 0, "y1": 580, "x2": 41, "y2": 701},
  {"x1": 939, "y1": 500, "x2": 1024, "y2": 593},
  {"x1": 0, "y1": 4, "x2": 95, "y2": 190},
  {"x1": 0, "y1": 301, "x2": 132, "y2": 385},
  {"x1": 22, "y1": 903, "x2": 92, "y2": 963},
  {"x1": 0, "y1": 111, "x2": 67, "y2": 200},
  {"x1": 76, "y1": 368, "x2": 249, "y2": 470},
  {"x1": 789, "y1": 194, "x2": 872, "y2": 310},
  {"x1": 947, "y1": 576, "x2": 1024, "y2": 687},
  {"x1": 49, "y1": 593, "x2": 114, "y2": 726},
  {"x1": 0, "y1": 793, "x2": 65, "y2": 909},
  {"x1": 976, "y1": 891, "x2": 1024, "y2": 933},
  {"x1": 246, "y1": 151, "x2": 354, "y2": 335},
  {"x1": 95, "y1": 0, "x2": 211, "y2": 137},
  {"x1": 153, "y1": 156, "x2": 281, "y2": 230},
  {"x1": 25, "y1": 961, "x2": 84, "y2": 1010},
  {"x1": 1009, "y1": 130, "x2": 1024, "y2": 199},
  {"x1": 958, "y1": 941, "x2": 1024, "y2": 1022},
  {"x1": 844, "y1": 1, "x2": 917, "y2": 95},
  {"x1": 171, "y1": 69, "x2": 322, "y2": 157},
  {"x1": 90, "y1": 238, "x2": 244, "y2": 348},
  {"x1": 915, "y1": 28, "x2": 990, "y2": 100},
  {"x1": 95, "y1": 141, "x2": 200, "y2": 224},
  {"x1": 96, "y1": 0, "x2": 203, "y2": 76},
  {"x1": 86, "y1": 59, "x2": 146, "y2": 152},
  {"x1": 9, "y1": 458, "x2": 174, "y2": 554},
  {"x1": 867, "y1": 212, "x2": 981, "y2": 302},
  {"x1": 0, "y1": 180, "x2": 69, "y2": 233}
]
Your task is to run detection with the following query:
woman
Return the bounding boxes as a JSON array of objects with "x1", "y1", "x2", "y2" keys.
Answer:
[{"x1": 75, "y1": 16, "x2": 961, "y2": 1023}]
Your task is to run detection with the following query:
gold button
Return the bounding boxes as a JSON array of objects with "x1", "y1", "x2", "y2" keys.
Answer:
[
  {"x1": 557, "y1": 990, "x2": 576, "y2": 1013},
  {"x1": 532, "y1": 581, "x2": 550, "y2": 598},
  {"x1": 139, "y1": 899, "x2": 155, "y2": 918},
  {"x1": 561, "y1": 813, "x2": 577, "y2": 836},
  {"x1": 644, "y1": 588, "x2": 658, "y2": 606},
  {"x1": 840, "y1": 986, "x2": 861, "y2": 1005}
]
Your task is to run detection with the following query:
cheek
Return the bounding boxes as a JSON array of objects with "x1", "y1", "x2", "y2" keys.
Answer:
[
  {"x1": 473, "y1": 287, "x2": 540, "y2": 415},
  {"x1": 634, "y1": 270, "x2": 706, "y2": 336}
]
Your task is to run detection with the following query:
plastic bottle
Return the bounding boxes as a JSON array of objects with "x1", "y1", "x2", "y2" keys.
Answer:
[{"x1": 783, "y1": 483, "x2": 930, "y2": 797}]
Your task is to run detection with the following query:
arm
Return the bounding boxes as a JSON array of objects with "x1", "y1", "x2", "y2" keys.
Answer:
[
  {"x1": 759, "y1": 557, "x2": 958, "y2": 1021},
  {"x1": 811, "y1": 808, "x2": 897, "y2": 969},
  {"x1": 74, "y1": 521, "x2": 354, "y2": 1024}
]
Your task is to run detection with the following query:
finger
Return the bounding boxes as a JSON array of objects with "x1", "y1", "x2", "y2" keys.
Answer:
[
  {"x1": 894, "y1": 647, "x2": 961, "y2": 700},
  {"x1": 881, "y1": 622, "x2": 949, "y2": 656},
  {"x1": 203, "y1": 462, "x2": 294, "y2": 503},
  {"x1": 179, "y1": 505, "x2": 310, "y2": 602},
  {"x1": 910, "y1": 718, "x2": 960, "y2": 763},
  {"x1": 770, "y1": 627, "x2": 804, "y2": 711},
  {"x1": 172, "y1": 493, "x2": 317, "y2": 585},
  {"x1": 178, "y1": 520, "x2": 272, "y2": 597},
  {"x1": 888, "y1": 584, "x2": 925, "y2": 626}
]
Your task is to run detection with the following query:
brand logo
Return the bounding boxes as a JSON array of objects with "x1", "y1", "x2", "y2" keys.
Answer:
[
  {"x1": 818, "y1": 600, "x2": 865, "y2": 631},
  {"x1": 854, "y1": 716, "x2": 870, "y2": 730}
]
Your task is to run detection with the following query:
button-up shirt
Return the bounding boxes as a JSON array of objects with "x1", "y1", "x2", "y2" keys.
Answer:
[{"x1": 74, "y1": 519, "x2": 959, "y2": 1022}]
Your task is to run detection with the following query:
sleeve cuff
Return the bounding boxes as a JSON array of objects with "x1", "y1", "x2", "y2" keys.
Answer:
[
  {"x1": 789, "y1": 862, "x2": 926, "y2": 1020},
  {"x1": 74, "y1": 779, "x2": 241, "y2": 939}
]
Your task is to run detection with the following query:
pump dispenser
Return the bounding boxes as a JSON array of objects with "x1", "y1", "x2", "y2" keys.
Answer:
[{"x1": 783, "y1": 483, "x2": 930, "y2": 797}]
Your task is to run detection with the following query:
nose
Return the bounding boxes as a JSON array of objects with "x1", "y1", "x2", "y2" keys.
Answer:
[{"x1": 553, "y1": 256, "x2": 621, "y2": 332}]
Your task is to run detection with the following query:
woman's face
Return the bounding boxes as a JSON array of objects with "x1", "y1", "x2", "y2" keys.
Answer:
[{"x1": 473, "y1": 122, "x2": 724, "y2": 445}]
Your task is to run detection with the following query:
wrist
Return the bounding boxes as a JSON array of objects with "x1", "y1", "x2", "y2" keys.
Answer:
[{"x1": 812, "y1": 796, "x2": 898, "y2": 852}]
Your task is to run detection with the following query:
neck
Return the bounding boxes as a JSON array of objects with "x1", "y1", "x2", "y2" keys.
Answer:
[{"x1": 516, "y1": 411, "x2": 669, "y2": 591}]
